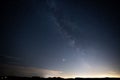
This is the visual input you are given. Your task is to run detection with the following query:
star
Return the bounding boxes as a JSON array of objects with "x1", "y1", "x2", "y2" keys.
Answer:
[{"x1": 62, "y1": 58, "x2": 66, "y2": 62}]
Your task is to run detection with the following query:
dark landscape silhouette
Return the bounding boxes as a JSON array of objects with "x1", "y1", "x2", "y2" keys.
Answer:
[{"x1": 0, "y1": 76, "x2": 120, "y2": 80}]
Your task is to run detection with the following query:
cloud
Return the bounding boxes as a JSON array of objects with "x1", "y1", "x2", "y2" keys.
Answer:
[
  {"x1": 0, "y1": 55, "x2": 20, "y2": 61},
  {"x1": 0, "y1": 64, "x2": 62, "y2": 77}
]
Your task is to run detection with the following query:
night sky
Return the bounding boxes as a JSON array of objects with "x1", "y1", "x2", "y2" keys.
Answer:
[{"x1": 0, "y1": 0, "x2": 120, "y2": 78}]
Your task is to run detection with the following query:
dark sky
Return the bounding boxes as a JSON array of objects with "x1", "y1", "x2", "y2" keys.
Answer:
[{"x1": 0, "y1": 0, "x2": 120, "y2": 78}]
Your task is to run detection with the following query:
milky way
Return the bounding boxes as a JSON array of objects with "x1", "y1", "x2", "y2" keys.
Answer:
[{"x1": 46, "y1": 0, "x2": 85, "y2": 55}]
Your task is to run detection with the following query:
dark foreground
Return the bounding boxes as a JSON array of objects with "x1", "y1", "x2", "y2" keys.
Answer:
[{"x1": 0, "y1": 76, "x2": 120, "y2": 80}]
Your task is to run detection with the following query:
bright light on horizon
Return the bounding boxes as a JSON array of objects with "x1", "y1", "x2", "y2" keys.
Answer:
[{"x1": 60, "y1": 74, "x2": 120, "y2": 78}]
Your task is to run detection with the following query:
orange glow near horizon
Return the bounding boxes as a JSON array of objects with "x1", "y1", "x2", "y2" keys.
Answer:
[
  {"x1": 59, "y1": 73, "x2": 120, "y2": 78},
  {"x1": 76, "y1": 75, "x2": 120, "y2": 78},
  {"x1": 61, "y1": 75, "x2": 120, "y2": 79}
]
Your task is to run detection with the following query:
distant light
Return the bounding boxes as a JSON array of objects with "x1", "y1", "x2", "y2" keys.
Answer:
[
  {"x1": 1, "y1": 76, "x2": 7, "y2": 79},
  {"x1": 5, "y1": 76, "x2": 7, "y2": 79},
  {"x1": 1, "y1": 77, "x2": 3, "y2": 79}
]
